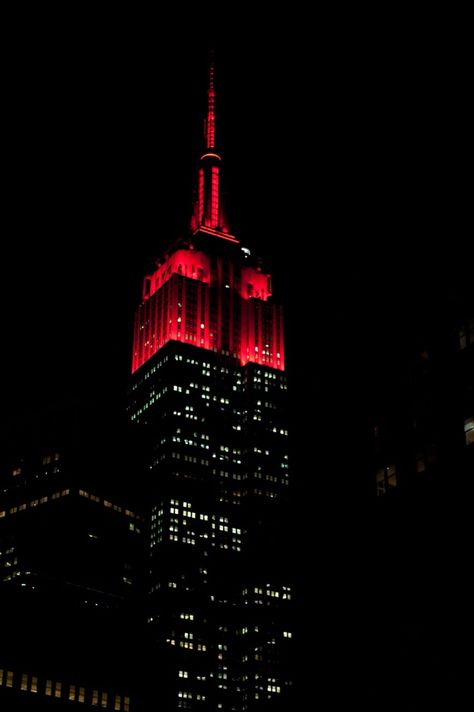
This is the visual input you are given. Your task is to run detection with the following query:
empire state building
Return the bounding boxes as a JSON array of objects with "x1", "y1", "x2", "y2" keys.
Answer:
[{"x1": 128, "y1": 60, "x2": 293, "y2": 710}]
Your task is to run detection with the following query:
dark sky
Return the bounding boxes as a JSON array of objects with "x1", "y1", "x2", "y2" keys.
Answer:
[{"x1": 2, "y1": 15, "x2": 469, "y2": 428}]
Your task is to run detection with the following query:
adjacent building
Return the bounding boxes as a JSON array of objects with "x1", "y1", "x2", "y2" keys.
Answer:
[{"x1": 0, "y1": 403, "x2": 143, "y2": 710}]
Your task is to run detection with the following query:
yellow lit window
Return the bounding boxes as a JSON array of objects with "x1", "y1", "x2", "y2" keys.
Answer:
[
  {"x1": 69, "y1": 684, "x2": 76, "y2": 701},
  {"x1": 124, "y1": 696, "x2": 130, "y2": 711},
  {"x1": 45, "y1": 679, "x2": 52, "y2": 695},
  {"x1": 465, "y1": 418, "x2": 474, "y2": 446},
  {"x1": 55, "y1": 681, "x2": 62, "y2": 698},
  {"x1": 7, "y1": 671, "x2": 14, "y2": 687},
  {"x1": 101, "y1": 691, "x2": 108, "y2": 708},
  {"x1": 78, "y1": 686, "x2": 85, "y2": 702},
  {"x1": 31, "y1": 676, "x2": 38, "y2": 693},
  {"x1": 0, "y1": 669, "x2": 4, "y2": 685},
  {"x1": 92, "y1": 689, "x2": 99, "y2": 706},
  {"x1": 376, "y1": 465, "x2": 397, "y2": 496},
  {"x1": 415, "y1": 453, "x2": 426, "y2": 473},
  {"x1": 21, "y1": 673, "x2": 28, "y2": 691},
  {"x1": 114, "y1": 694, "x2": 122, "y2": 710}
]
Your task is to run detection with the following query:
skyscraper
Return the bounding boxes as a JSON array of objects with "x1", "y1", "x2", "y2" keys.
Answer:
[
  {"x1": 0, "y1": 403, "x2": 142, "y2": 710},
  {"x1": 128, "y1": 60, "x2": 293, "y2": 710}
]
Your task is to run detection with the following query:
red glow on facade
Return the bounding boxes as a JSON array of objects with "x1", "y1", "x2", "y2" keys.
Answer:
[
  {"x1": 200, "y1": 152, "x2": 221, "y2": 160},
  {"x1": 193, "y1": 226, "x2": 239, "y2": 243},
  {"x1": 240, "y1": 266, "x2": 272, "y2": 301},
  {"x1": 143, "y1": 249, "x2": 210, "y2": 301},
  {"x1": 198, "y1": 168, "x2": 204, "y2": 226},
  {"x1": 132, "y1": 245, "x2": 284, "y2": 374},
  {"x1": 240, "y1": 300, "x2": 284, "y2": 371},
  {"x1": 210, "y1": 166, "x2": 220, "y2": 228},
  {"x1": 132, "y1": 58, "x2": 285, "y2": 374}
]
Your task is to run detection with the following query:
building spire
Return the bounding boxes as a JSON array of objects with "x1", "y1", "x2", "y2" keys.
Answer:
[
  {"x1": 206, "y1": 54, "x2": 216, "y2": 150},
  {"x1": 191, "y1": 53, "x2": 235, "y2": 238}
]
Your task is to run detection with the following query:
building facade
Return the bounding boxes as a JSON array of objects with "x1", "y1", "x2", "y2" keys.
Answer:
[
  {"x1": 128, "y1": 62, "x2": 293, "y2": 710},
  {"x1": 0, "y1": 402, "x2": 143, "y2": 710}
]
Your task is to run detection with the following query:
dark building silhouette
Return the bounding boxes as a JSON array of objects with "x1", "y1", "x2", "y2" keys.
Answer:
[
  {"x1": 0, "y1": 403, "x2": 143, "y2": 710},
  {"x1": 296, "y1": 259, "x2": 474, "y2": 709}
]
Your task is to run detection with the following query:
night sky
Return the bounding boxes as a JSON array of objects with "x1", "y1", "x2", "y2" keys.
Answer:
[{"x1": 2, "y1": 16, "x2": 468, "y2": 430}]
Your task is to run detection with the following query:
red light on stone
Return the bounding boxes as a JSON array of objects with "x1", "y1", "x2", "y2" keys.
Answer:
[
  {"x1": 241, "y1": 267, "x2": 272, "y2": 301},
  {"x1": 132, "y1": 57, "x2": 285, "y2": 374},
  {"x1": 132, "y1": 246, "x2": 284, "y2": 374},
  {"x1": 210, "y1": 167, "x2": 219, "y2": 228},
  {"x1": 145, "y1": 249, "x2": 210, "y2": 300},
  {"x1": 201, "y1": 152, "x2": 221, "y2": 161}
]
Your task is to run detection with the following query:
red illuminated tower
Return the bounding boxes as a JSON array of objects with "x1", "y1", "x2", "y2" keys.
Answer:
[
  {"x1": 132, "y1": 59, "x2": 284, "y2": 376},
  {"x1": 129, "y1": 58, "x2": 293, "y2": 711}
]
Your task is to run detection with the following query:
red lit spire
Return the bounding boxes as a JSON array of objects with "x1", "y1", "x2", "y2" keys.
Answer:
[
  {"x1": 206, "y1": 57, "x2": 216, "y2": 150},
  {"x1": 132, "y1": 55, "x2": 284, "y2": 375},
  {"x1": 191, "y1": 55, "x2": 234, "y2": 238}
]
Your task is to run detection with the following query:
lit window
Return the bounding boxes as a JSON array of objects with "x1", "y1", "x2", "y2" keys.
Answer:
[
  {"x1": 415, "y1": 453, "x2": 426, "y2": 473},
  {"x1": 376, "y1": 465, "x2": 397, "y2": 495},
  {"x1": 465, "y1": 418, "x2": 474, "y2": 446},
  {"x1": 55, "y1": 681, "x2": 62, "y2": 698},
  {"x1": 31, "y1": 676, "x2": 38, "y2": 693},
  {"x1": 78, "y1": 687, "x2": 85, "y2": 702},
  {"x1": 92, "y1": 689, "x2": 99, "y2": 706},
  {"x1": 124, "y1": 697, "x2": 130, "y2": 712},
  {"x1": 7, "y1": 671, "x2": 13, "y2": 687},
  {"x1": 114, "y1": 695, "x2": 121, "y2": 710},
  {"x1": 45, "y1": 680, "x2": 52, "y2": 696},
  {"x1": 101, "y1": 691, "x2": 108, "y2": 708},
  {"x1": 21, "y1": 673, "x2": 28, "y2": 691},
  {"x1": 69, "y1": 684, "x2": 76, "y2": 701}
]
